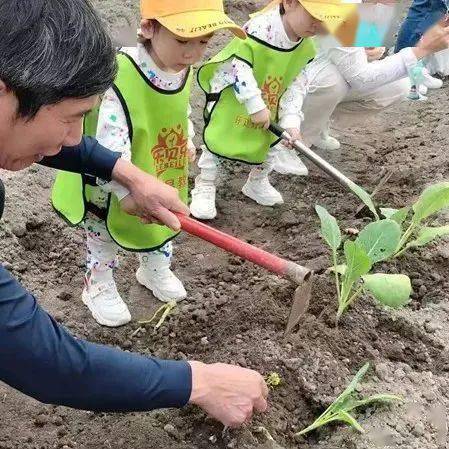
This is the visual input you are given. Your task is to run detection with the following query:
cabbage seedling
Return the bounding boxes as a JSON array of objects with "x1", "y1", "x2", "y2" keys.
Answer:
[
  {"x1": 380, "y1": 182, "x2": 449, "y2": 257},
  {"x1": 296, "y1": 363, "x2": 401, "y2": 437},
  {"x1": 316, "y1": 206, "x2": 412, "y2": 321}
]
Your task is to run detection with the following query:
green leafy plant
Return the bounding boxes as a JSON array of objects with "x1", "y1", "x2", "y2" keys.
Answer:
[
  {"x1": 380, "y1": 182, "x2": 449, "y2": 257},
  {"x1": 265, "y1": 372, "x2": 282, "y2": 388},
  {"x1": 296, "y1": 363, "x2": 401, "y2": 437},
  {"x1": 316, "y1": 206, "x2": 412, "y2": 321}
]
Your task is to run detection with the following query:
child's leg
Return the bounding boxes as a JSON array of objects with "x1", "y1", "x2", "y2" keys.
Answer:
[
  {"x1": 301, "y1": 62, "x2": 349, "y2": 150},
  {"x1": 242, "y1": 151, "x2": 284, "y2": 206},
  {"x1": 136, "y1": 241, "x2": 187, "y2": 303},
  {"x1": 83, "y1": 217, "x2": 131, "y2": 327},
  {"x1": 190, "y1": 146, "x2": 220, "y2": 219}
]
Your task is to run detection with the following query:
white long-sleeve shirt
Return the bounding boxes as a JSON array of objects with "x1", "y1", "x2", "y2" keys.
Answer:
[
  {"x1": 209, "y1": 5, "x2": 419, "y2": 132},
  {"x1": 209, "y1": 6, "x2": 309, "y2": 130},
  {"x1": 306, "y1": 46, "x2": 418, "y2": 93},
  {"x1": 97, "y1": 44, "x2": 195, "y2": 200}
]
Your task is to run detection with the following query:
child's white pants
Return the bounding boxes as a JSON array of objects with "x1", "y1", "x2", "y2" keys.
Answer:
[
  {"x1": 197, "y1": 146, "x2": 278, "y2": 184},
  {"x1": 84, "y1": 216, "x2": 173, "y2": 274},
  {"x1": 301, "y1": 60, "x2": 411, "y2": 147}
]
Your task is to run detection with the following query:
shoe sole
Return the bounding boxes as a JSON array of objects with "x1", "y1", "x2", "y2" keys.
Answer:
[
  {"x1": 241, "y1": 184, "x2": 284, "y2": 206},
  {"x1": 81, "y1": 291, "x2": 131, "y2": 328},
  {"x1": 189, "y1": 204, "x2": 217, "y2": 220},
  {"x1": 273, "y1": 167, "x2": 309, "y2": 176},
  {"x1": 136, "y1": 269, "x2": 187, "y2": 303}
]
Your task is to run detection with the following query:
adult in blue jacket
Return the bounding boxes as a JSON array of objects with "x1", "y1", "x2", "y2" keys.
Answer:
[
  {"x1": 0, "y1": 0, "x2": 268, "y2": 428},
  {"x1": 395, "y1": 0, "x2": 448, "y2": 51}
]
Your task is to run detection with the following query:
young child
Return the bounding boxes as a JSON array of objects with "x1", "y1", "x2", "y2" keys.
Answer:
[
  {"x1": 52, "y1": 0, "x2": 245, "y2": 327},
  {"x1": 189, "y1": 0, "x2": 356, "y2": 219}
]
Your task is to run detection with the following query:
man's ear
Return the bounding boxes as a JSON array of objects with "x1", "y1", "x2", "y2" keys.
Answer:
[{"x1": 0, "y1": 80, "x2": 8, "y2": 96}]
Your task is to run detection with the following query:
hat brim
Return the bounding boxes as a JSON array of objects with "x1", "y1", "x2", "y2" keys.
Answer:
[
  {"x1": 300, "y1": 1, "x2": 358, "y2": 34},
  {"x1": 157, "y1": 10, "x2": 246, "y2": 39}
]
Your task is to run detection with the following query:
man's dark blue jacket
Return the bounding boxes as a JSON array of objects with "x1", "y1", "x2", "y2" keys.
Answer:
[{"x1": 0, "y1": 137, "x2": 191, "y2": 412}]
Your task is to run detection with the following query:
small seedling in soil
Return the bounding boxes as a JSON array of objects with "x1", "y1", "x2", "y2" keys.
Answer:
[
  {"x1": 265, "y1": 372, "x2": 282, "y2": 388},
  {"x1": 380, "y1": 182, "x2": 449, "y2": 257},
  {"x1": 316, "y1": 206, "x2": 412, "y2": 321},
  {"x1": 139, "y1": 301, "x2": 177, "y2": 331},
  {"x1": 296, "y1": 363, "x2": 401, "y2": 437}
]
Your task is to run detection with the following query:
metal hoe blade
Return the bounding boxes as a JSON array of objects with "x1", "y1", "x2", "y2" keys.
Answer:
[{"x1": 284, "y1": 274, "x2": 313, "y2": 337}]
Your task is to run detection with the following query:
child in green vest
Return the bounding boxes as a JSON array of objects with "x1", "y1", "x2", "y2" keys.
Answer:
[
  {"x1": 52, "y1": 0, "x2": 244, "y2": 327},
  {"x1": 190, "y1": 0, "x2": 356, "y2": 219}
]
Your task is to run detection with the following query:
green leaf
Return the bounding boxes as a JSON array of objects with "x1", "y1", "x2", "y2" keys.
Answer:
[
  {"x1": 380, "y1": 208, "x2": 409, "y2": 226},
  {"x1": 346, "y1": 394, "x2": 402, "y2": 412},
  {"x1": 356, "y1": 219, "x2": 401, "y2": 263},
  {"x1": 362, "y1": 274, "x2": 412, "y2": 308},
  {"x1": 328, "y1": 363, "x2": 371, "y2": 414},
  {"x1": 391, "y1": 208, "x2": 410, "y2": 226},
  {"x1": 412, "y1": 182, "x2": 449, "y2": 224},
  {"x1": 343, "y1": 242, "x2": 372, "y2": 285},
  {"x1": 315, "y1": 205, "x2": 342, "y2": 251},
  {"x1": 347, "y1": 180, "x2": 379, "y2": 220},
  {"x1": 407, "y1": 225, "x2": 449, "y2": 248},
  {"x1": 380, "y1": 208, "x2": 398, "y2": 219},
  {"x1": 338, "y1": 411, "x2": 365, "y2": 433}
]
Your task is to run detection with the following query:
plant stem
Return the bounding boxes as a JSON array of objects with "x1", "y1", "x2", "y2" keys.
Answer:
[
  {"x1": 396, "y1": 222, "x2": 416, "y2": 254},
  {"x1": 332, "y1": 250, "x2": 341, "y2": 301},
  {"x1": 345, "y1": 285, "x2": 364, "y2": 309}
]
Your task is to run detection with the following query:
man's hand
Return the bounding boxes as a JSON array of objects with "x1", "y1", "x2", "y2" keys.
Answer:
[
  {"x1": 188, "y1": 362, "x2": 269, "y2": 428},
  {"x1": 414, "y1": 21, "x2": 449, "y2": 59},
  {"x1": 250, "y1": 108, "x2": 271, "y2": 129},
  {"x1": 112, "y1": 159, "x2": 190, "y2": 231}
]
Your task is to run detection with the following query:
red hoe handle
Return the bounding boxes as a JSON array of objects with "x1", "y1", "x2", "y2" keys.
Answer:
[{"x1": 177, "y1": 214, "x2": 310, "y2": 284}]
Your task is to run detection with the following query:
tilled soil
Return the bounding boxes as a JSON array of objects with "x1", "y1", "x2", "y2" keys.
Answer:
[{"x1": 1, "y1": 1, "x2": 449, "y2": 448}]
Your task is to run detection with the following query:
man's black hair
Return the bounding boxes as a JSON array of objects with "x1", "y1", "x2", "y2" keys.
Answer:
[{"x1": 0, "y1": 0, "x2": 117, "y2": 118}]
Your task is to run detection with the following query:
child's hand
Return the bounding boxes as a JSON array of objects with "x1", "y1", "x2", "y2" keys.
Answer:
[
  {"x1": 187, "y1": 144, "x2": 197, "y2": 163},
  {"x1": 250, "y1": 108, "x2": 271, "y2": 129},
  {"x1": 283, "y1": 128, "x2": 302, "y2": 148}
]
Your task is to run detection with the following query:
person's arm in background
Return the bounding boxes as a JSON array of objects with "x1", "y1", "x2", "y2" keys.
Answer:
[
  {"x1": 330, "y1": 21, "x2": 449, "y2": 91},
  {"x1": 328, "y1": 47, "x2": 418, "y2": 91}
]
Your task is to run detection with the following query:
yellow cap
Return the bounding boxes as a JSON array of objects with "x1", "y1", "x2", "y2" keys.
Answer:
[
  {"x1": 258, "y1": 0, "x2": 358, "y2": 35},
  {"x1": 141, "y1": 0, "x2": 246, "y2": 39}
]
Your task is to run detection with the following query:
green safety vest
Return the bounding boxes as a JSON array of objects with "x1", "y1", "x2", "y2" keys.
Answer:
[
  {"x1": 198, "y1": 35, "x2": 316, "y2": 164},
  {"x1": 52, "y1": 52, "x2": 192, "y2": 251}
]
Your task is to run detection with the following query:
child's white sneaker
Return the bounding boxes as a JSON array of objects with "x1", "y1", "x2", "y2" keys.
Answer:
[
  {"x1": 314, "y1": 129, "x2": 341, "y2": 151},
  {"x1": 242, "y1": 173, "x2": 284, "y2": 206},
  {"x1": 272, "y1": 144, "x2": 308, "y2": 176},
  {"x1": 136, "y1": 266, "x2": 186, "y2": 302},
  {"x1": 422, "y1": 68, "x2": 443, "y2": 89},
  {"x1": 190, "y1": 178, "x2": 217, "y2": 220},
  {"x1": 82, "y1": 276, "x2": 131, "y2": 327}
]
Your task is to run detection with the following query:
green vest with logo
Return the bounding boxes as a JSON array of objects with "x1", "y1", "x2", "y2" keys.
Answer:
[
  {"x1": 198, "y1": 35, "x2": 316, "y2": 164},
  {"x1": 52, "y1": 52, "x2": 191, "y2": 251}
]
